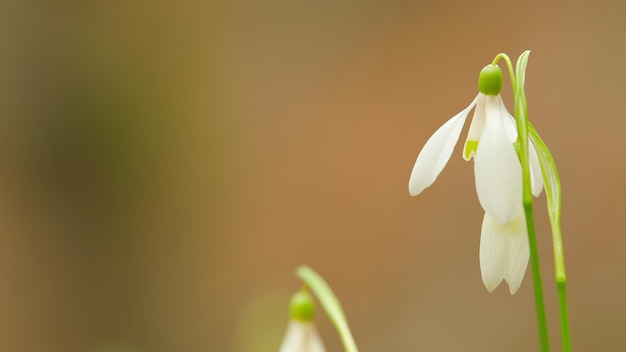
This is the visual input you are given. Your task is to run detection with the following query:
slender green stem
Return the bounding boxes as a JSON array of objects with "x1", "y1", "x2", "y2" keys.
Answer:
[
  {"x1": 502, "y1": 52, "x2": 551, "y2": 352},
  {"x1": 558, "y1": 281, "x2": 572, "y2": 351},
  {"x1": 528, "y1": 124, "x2": 572, "y2": 352},
  {"x1": 523, "y1": 198, "x2": 551, "y2": 352},
  {"x1": 549, "y1": 171, "x2": 572, "y2": 352}
]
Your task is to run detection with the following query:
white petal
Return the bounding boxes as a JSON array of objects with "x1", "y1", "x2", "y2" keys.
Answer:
[
  {"x1": 279, "y1": 321, "x2": 326, "y2": 352},
  {"x1": 474, "y1": 95, "x2": 522, "y2": 224},
  {"x1": 503, "y1": 211, "x2": 530, "y2": 294},
  {"x1": 480, "y1": 211, "x2": 529, "y2": 295},
  {"x1": 479, "y1": 213, "x2": 505, "y2": 293},
  {"x1": 529, "y1": 140, "x2": 544, "y2": 197},
  {"x1": 500, "y1": 101, "x2": 544, "y2": 197},
  {"x1": 463, "y1": 94, "x2": 486, "y2": 160},
  {"x1": 501, "y1": 108, "x2": 518, "y2": 143},
  {"x1": 409, "y1": 96, "x2": 478, "y2": 196}
]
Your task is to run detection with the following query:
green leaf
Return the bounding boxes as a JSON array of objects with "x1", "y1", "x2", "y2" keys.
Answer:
[
  {"x1": 296, "y1": 265, "x2": 359, "y2": 352},
  {"x1": 528, "y1": 124, "x2": 561, "y2": 218},
  {"x1": 514, "y1": 51, "x2": 531, "y2": 130},
  {"x1": 515, "y1": 50, "x2": 531, "y2": 93},
  {"x1": 528, "y1": 124, "x2": 566, "y2": 281}
]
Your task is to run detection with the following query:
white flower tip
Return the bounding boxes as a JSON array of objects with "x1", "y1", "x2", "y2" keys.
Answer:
[
  {"x1": 480, "y1": 258, "x2": 505, "y2": 293},
  {"x1": 505, "y1": 257, "x2": 529, "y2": 295},
  {"x1": 408, "y1": 177, "x2": 426, "y2": 197},
  {"x1": 508, "y1": 281, "x2": 522, "y2": 295},
  {"x1": 484, "y1": 278, "x2": 521, "y2": 295},
  {"x1": 483, "y1": 277, "x2": 502, "y2": 293}
]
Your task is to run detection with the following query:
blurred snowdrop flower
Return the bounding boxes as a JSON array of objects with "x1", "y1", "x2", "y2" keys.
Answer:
[
  {"x1": 408, "y1": 64, "x2": 543, "y2": 294},
  {"x1": 279, "y1": 291, "x2": 325, "y2": 352}
]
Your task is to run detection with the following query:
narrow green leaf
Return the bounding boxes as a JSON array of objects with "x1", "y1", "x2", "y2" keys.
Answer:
[
  {"x1": 528, "y1": 124, "x2": 561, "y2": 220},
  {"x1": 296, "y1": 265, "x2": 359, "y2": 352},
  {"x1": 516, "y1": 50, "x2": 531, "y2": 92},
  {"x1": 528, "y1": 124, "x2": 565, "y2": 282}
]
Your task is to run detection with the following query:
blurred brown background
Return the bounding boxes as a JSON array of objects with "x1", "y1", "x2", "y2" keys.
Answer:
[{"x1": 0, "y1": 0, "x2": 624, "y2": 351}]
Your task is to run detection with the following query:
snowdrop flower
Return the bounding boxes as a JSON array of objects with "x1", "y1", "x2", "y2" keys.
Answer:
[
  {"x1": 279, "y1": 291, "x2": 325, "y2": 352},
  {"x1": 408, "y1": 64, "x2": 543, "y2": 294}
]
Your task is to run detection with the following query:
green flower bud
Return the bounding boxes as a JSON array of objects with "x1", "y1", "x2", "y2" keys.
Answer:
[
  {"x1": 478, "y1": 64, "x2": 503, "y2": 96},
  {"x1": 289, "y1": 291, "x2": 315, "y2": 321}
]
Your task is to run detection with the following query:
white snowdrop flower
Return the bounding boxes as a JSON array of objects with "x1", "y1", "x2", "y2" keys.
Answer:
[
  {"x1": 279, "y1": 291, "x2": 325, "y2": 352},
  {"x1": 279, "y1": 320, "x2": 325, "y2": 352},
  {"x1": 408, "y1": 64, "x2": 543, "y2": 294}
]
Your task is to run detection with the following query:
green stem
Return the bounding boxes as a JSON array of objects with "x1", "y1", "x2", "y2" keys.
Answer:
[
  {"x1": 528, "y1": 124, "x2": 572, "y2": 352},
  {"x1": 519, "y1": 88, "x2": 551, "y2": 352},
  {"x1": 499, "y1": 51, "x2": 551, "y2": 352},
  {"x1": 549, "y1": 166, "x2": 573, "y2": 352},
  {"x1": 524, "y1": 196, "x2": 551, "y2": 352},
  {"x1": 558, "y1": 281, "x2": 572, "y2": 351}
]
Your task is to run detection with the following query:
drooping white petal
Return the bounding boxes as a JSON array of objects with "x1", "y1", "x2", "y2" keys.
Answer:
[
  {"x1": 463, "y1": 94, "x2": 487, "y2": 160},
  {"x1": 501, "y1": 109, "x2": 518, "y2": 143},
  {"x1": 279, "y1": 321, "x2": 326, "y2": 352},
  {"x1": 503, "y1": 211, "x2": 530, "y2": 294},
  {"x1": 480, "y1": 211, "x2": 529, "y2": 295},
  {"x1": 474, "y1": 95, "x2": 522, "y2": 224},
  {"x1": 500, "y1": 101, "x2": 544, "y2": 197},
  {"x1": 409, "y1": 96, "x2": 479, "y2": 196},
  {"x1": 479, "y1": 213, "x2": 505, "y2": 293}
]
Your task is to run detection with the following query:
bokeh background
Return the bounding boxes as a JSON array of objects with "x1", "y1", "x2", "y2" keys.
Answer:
[{"x1": 1, "y1": 0, "x2": 625, "y2": 351}]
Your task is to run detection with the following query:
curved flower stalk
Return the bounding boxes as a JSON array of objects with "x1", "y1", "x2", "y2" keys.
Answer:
[
  {"x1": 408, "y1": 64, "x2": 543, "y2": 294},
  {"x1": 279, "y1": 291, "x2": 326, "y2": 352}
]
